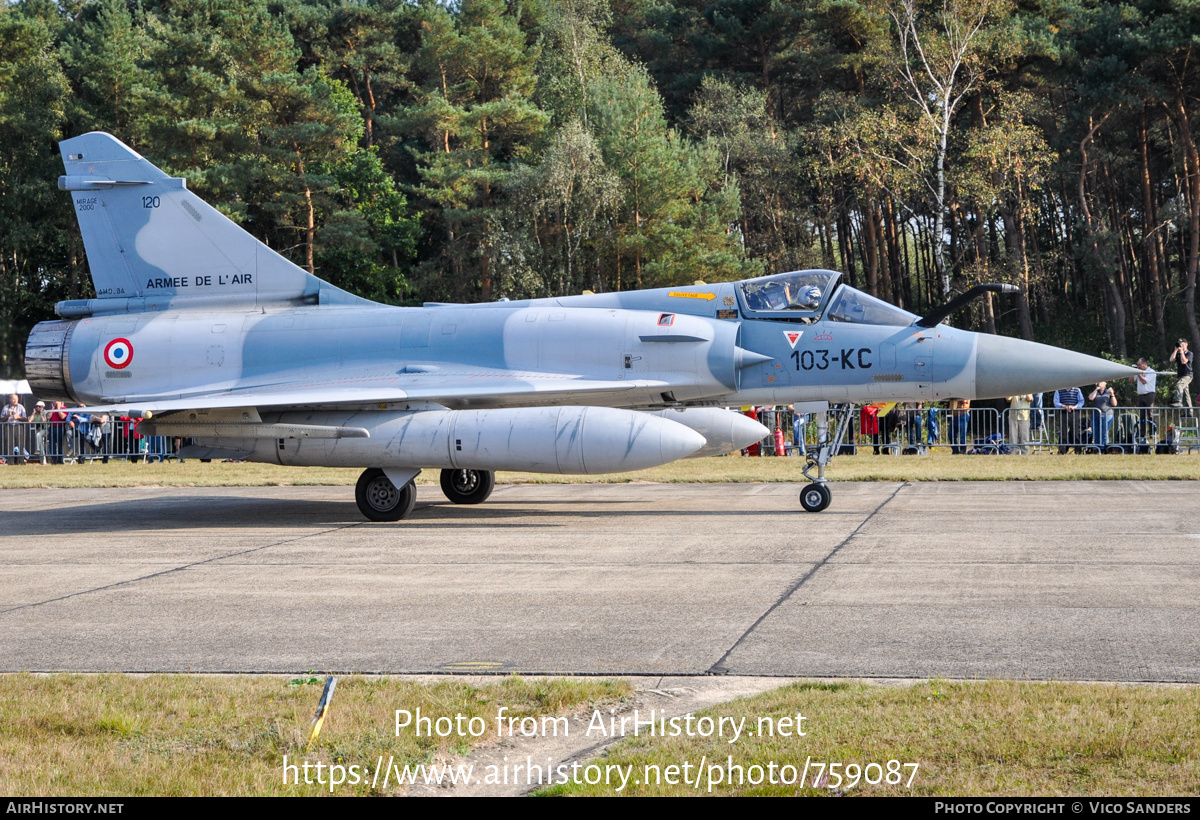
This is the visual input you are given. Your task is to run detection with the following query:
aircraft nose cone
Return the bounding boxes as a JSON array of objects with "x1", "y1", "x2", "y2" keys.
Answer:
[{"x1": 973, "y1": 334, "x2": 1140, "y2": 399}]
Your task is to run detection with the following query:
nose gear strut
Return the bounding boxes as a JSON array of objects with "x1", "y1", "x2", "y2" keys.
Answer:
[{"x1": 799, "y1": 402, "x2": 855, "y2": 512}]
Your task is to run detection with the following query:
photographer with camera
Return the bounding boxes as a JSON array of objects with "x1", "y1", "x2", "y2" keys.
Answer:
[{"x1": 1170, "y1": 338, "x2": 1194, "y2": 408}]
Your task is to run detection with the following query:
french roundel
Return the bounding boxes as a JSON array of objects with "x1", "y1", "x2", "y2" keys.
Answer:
[{"x1": 103, "y1": 338, "x2": 133, "y2": 370}]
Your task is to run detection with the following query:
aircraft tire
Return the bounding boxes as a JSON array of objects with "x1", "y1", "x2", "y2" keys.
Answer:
[
  {"x1": 356, "y1": 468, "x2": 416, "y2": 521},
  {"x1": 800, "y1": 482, "x2": 831, "y2": 513},
  {"x1": 440, "y1": 469, "x2": 495, "y2": 504}
]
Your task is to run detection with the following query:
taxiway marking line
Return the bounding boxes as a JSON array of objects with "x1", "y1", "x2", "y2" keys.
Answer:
[
  {"x1": 0, "y1": 522, "x2": 368, "y2": 616},
  {"x1": 706, "y1": 482, "x2": 908, "y2": 674}
]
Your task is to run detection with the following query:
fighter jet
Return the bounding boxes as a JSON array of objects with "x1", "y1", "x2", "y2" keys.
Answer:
[{"x1": 25, "y1": 133, "x2": 1137, "y2": 518}]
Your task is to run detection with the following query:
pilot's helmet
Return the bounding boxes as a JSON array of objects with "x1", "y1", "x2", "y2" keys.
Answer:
[{"x1": 800, "y1": 285, "x2": 822, "y2": 308}]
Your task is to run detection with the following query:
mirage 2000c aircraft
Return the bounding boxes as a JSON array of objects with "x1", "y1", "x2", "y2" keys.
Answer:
[{"x1": 25, "y1": 133, "x2": 1137, "y2": 519}]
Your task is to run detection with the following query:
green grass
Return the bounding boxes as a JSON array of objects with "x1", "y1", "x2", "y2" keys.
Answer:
[
  {"x1": 537, "y1": 680, "x2": 1200, "y2": 797},
  {"x1": 0, "y1": 674, "x2": 631, "y2": 796},
  {"x1": 0, "y1": 450, "x2": 1197, "y2": 489},
  {"x1": 8, "y1": 675, "x2": 1196, "y2": 796}
]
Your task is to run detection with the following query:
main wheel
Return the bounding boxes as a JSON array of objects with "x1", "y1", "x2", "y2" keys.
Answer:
[
  {"x1": 439, "y1": 469, "x2": 495, "y2": 504},
  {"x1": 799, "y1": 482, "x2": 831, "y2": 513},
  {"x1": 355, "y1": 468, "x2": 416, "y2": 521}
]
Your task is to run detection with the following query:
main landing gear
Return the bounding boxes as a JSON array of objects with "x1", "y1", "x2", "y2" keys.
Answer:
[
  {"x1": 799, "y1": 403, "x2": 855, "y2": 513},
  {"x1": 354, "y1": 467, "x2": 498, "y2": 520},
  {"x1": 355, "y1": 468, "x2": 417, "y2": 521},
  {"x1": 439, "y1": 469, "x2": 495, "y2": 504}
]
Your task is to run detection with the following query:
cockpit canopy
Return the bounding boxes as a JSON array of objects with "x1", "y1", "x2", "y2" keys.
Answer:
[
  {"x1": 824, "y1": 285, "x2": 917, "y2": 326},
  {"x1": 737, "y1": 269, "x2": 917, "y2": 326},
  {"x1": 739, "y1": 270, "x2": 836, "y2": 315}
]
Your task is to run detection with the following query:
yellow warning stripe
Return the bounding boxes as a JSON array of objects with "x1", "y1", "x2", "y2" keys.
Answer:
[{"x1": 442, "y1": 661, "x2": 507, "y2": 670}]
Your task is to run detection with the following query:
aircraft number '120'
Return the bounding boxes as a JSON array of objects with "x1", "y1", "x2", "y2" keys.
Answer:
[{"x1": 791, "y1": 348, "x2": 872, "y2": 371}]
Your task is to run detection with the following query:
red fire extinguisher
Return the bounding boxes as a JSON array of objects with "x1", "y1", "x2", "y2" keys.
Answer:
[{"x1": 774, "y1": 427, "x2": 786, "y2": 456}]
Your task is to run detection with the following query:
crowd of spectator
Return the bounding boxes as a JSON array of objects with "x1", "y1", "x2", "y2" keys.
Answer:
[
  {"x1": 0, "y1": 393, "x2": 176, "y2": 465},
  {"x1": 738, "y1": 349, "x2": 1197, "y2": 457}
]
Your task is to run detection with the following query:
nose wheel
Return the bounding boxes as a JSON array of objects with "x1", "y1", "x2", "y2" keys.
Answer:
[
  {"x1": 800, "y1": 482, "x2": 832, "y2": 512},
  {"x1": 439, "y1": 469, "x2": 496, "y2": 504},
  {"x1": 356, "y1": 468, "x2": 417, "y2": 521}
]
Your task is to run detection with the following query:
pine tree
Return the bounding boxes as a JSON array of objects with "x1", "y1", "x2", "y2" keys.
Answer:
[
  {"x1": 0, "y1": 1, "x2": 72, "y2": 375},
  {"x1": 60, "y1": 0, "x2": 152, "y2": 144},
  {"x1": 588, "y1": 65, "x2": 756, "y2": 290},
  {"x1": 404, "y1": 0, "x2": 549, "y2": 301}
]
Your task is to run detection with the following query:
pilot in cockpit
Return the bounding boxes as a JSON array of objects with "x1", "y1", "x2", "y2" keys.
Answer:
[
  {"x1": 793, "y1": 285, "x2": 822, "y2": 310},
  {"x1": 741, "y1": 271, "x2": 832, "y2": 315}
]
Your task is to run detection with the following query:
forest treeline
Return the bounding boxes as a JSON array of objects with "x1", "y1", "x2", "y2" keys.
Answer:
[{"x1": 2, "y1": 0, "x2": 1199, "y2": 376}]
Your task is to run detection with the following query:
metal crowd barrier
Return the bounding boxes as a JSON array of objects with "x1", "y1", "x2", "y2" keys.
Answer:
[
  {"x1": 10, "y1": 405, "x2": 1195, "y2": 463},
  {"x1": 744, "y1": 404, "x2": 1200, "y2": 456},
  {"x1": 746, "y1": 406, "x2": 1007, "y2": 456},
  {"x1": 847, "y1": 407, "x2": 1005, "y2": 455},
  {"x1": 0, "y1": 419, "x2": 179, "y2": 464},
  {"x1": 1009, "y1": 405, "x2": 1200, "y2": 454}
]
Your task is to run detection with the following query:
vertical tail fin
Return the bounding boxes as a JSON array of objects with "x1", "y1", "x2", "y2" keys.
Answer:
[{"x1": 58, "y1": 132, "x2": 367, "y2": 309}]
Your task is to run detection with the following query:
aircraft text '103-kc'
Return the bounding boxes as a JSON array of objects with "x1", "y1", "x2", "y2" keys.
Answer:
[{"x1": 791, "y1": 348, "x2": 872, "y2": 371}]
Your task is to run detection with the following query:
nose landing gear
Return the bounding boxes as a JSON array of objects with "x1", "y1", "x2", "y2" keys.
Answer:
[{"x1": 798, "y1": 403, "x2": 854, "y2": 513}]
